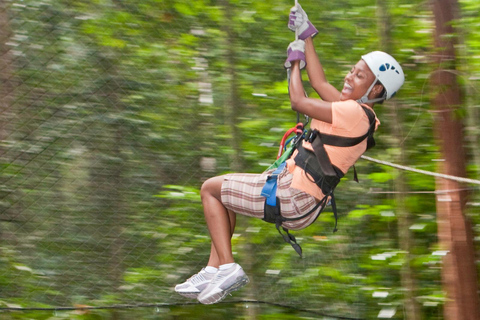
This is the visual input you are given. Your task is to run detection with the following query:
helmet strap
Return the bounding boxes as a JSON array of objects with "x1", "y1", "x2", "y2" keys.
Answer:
[
  {"x1": 357, "y1": 96, "x2": 385, "y2": 104},
  {"x1": 356, "y1": 78, "x2": 385, "y2": 104}
]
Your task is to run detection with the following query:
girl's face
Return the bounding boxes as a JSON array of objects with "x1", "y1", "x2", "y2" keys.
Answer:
[{"x1": 340, "y1": 60, "x2": 376, "y2": 101}]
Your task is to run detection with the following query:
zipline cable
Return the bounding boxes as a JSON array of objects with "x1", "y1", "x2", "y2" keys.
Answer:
[{"x1": 360, "y1": 155, "x2": 480, "y2": 186}]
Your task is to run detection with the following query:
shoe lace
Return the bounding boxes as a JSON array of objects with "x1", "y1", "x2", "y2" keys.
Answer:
[
  {"x1": 188, "y1": 271, "x2": 209, "y2": 285},
  {"x1": 210, "y1": 270, "x2": 229, "y2": 285}
]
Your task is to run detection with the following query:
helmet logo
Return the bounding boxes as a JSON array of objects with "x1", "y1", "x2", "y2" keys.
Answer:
[{"x1": 379, "y1": 63, "x2": 400, "y2": 74}]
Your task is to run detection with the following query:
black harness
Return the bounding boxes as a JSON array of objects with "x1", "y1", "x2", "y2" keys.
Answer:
[{"x1": 262, "y1": 106, "x2": 377, "y2": 257}]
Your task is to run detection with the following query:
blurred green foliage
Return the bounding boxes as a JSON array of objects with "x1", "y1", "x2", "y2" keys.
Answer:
[{"x1": 0, "y1": 0, "x2": 479, "y2": 319}]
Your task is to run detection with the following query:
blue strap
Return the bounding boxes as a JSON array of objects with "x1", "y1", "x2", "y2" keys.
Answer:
[{"x1": 261, "y1": 162, "x2": 286, "y2": 207}]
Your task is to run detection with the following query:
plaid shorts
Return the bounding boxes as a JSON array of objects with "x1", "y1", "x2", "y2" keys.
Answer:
[{"x1": 221, "y1": 166, "x2": 321, "y2": 230}]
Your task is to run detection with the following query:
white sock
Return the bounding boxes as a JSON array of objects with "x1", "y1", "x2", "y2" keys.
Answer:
[
  {"x1": 204, "y1": 266, "x2": 218, "y2": 274},
  {"x1": 219, "y1": 263, "x2": 236, "y2": 271}
]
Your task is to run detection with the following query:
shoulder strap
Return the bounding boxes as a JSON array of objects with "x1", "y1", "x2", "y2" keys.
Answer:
[
  {"x1": 311, "y1": 106, "x2": 376, "y2": 150},
  {"x1": 361, "y1": 106, "x2": 376, "y2": 150}
]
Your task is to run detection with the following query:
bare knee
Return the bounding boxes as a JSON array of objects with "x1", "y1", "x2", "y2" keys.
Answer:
[{"x1": 201, "y1": 176, "x2": 224, "y2": 202}]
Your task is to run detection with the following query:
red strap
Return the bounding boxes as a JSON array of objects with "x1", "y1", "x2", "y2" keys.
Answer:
[{"x1": 277, "y1": 123, "x2": 304, "y2": 159}]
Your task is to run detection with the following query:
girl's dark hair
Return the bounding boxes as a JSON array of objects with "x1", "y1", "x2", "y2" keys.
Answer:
[{"x1": 375, "y1": 81, "x2": 386, "y2": 104}]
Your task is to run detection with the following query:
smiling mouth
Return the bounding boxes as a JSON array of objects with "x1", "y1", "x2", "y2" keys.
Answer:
[{"x1": 342, "y1": 82, "x2": 353, "y2": 94}]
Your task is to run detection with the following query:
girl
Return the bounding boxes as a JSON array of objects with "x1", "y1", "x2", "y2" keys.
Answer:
[{"x1": 175, "y1": 4, "x2": 404, "y2": 305}]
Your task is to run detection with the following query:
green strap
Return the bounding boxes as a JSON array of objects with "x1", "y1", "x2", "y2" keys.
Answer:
[{"x1": 267, "y1": 141, "x2": 296, "y2": 170}]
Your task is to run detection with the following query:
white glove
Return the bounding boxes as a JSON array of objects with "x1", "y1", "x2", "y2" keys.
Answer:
[
  {"x1": 284, "y1": 40, "x2": 306, "y2": 69},
  {"x1": 288, "y1": 4, "x2": 318, "y2": 40}
]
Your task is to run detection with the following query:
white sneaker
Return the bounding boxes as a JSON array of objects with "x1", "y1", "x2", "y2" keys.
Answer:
[
  {"x1": 175, "y1": 268, "x2": 216, "y2": 299},
  {"x1": 197, "y1": 263, "x2": 249, "y2": 304}
]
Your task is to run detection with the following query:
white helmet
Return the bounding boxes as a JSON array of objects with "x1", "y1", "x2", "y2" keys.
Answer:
[{"x1": 358, "y1": 51, "x2": 405, "y2": 104}]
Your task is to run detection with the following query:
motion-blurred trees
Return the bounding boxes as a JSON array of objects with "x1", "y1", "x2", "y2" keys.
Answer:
[{"x1": 0, "y1": 0, "x2": 479, "y2": 319}]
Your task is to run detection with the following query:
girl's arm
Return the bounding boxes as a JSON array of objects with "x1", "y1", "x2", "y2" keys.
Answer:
[
  {"x1": 289, "y1": 60, "x2": 333, "y2": 123},
  {"x1": 304, "y1": 38, "x2": 341, "y2": 102}
]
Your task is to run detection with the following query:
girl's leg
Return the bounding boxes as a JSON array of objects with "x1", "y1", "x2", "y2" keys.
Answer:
[
  {"x1": 201, "y1": 176, "x2": 235, "y2": 266},
  {"x1": 175, "y1": 178, "x2": 239, "y2": 300},
  {"x1": 207, "y1": 209, "x2": 236, "y2": 267}
]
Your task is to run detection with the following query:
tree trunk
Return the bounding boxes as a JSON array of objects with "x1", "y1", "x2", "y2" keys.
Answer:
[
  {"x1": 376, "y1": 1, "x2": 421, "y2": 318},
  {"x1": 218, "y1": 2, "x2": 258, "y2": 318},
  {"x1": 220, "y1": 0, "x2": 244, "y2": 173},
  {"x1": 430, "y1": 0, "x2": 480, "y2": 319},
  {"x1": 0, "y1": 1, "x2": 18, "y2": 229},
  {"x1": 0, "y1": 1, "x2": 15, "y2": 142},
  {"x1": 85, "y1": 54, "x2": 127, "y2": 314}
]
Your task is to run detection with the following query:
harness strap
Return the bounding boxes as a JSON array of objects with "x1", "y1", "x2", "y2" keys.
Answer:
[
  {"x1": 294, "y1": 145, "x2": 343, "y2": 195},
  {"x1": 261, "y1": 161, "x2": 326, "y2": 257},
  {"x1": 309, "y1": 134, "x2": 338, "y2": 178},
  {"x1": 302, "y1": 105, "x2": 376, "y2": 186},
  {"x1": 261, "y1": 162, "x2": 286, "y2": 207},
  {"x1": 264, "y1": 191, "x2": 335, "y2": 258},
  {"x1": 261, "y1": 106, "x2": 376, "y2": 255},
  {"x1": 278, "y1": 226, "x2": 303, "y2": 257},
  {"x1": 306, "y1": 106, "x2": 376, "y2": 150},
  {"x1": 272, "y1": 198, "x2": 303, "y2": 257},
  {"x1": 262, "y1": 194, "x2": 304, "y2": 257}
]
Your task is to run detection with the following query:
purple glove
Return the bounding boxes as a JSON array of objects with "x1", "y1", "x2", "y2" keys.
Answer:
[
  {"x1": 288, "y1": 4, "x2": 318, "y2": 40},
  {"x1": 284, "y1": 40, "x2": 306, "y2": 69}
]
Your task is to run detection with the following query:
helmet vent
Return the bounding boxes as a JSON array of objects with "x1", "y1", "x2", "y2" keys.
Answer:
[{"x1": 379, "y1": 63, "x2": 392, "y2": 72}]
